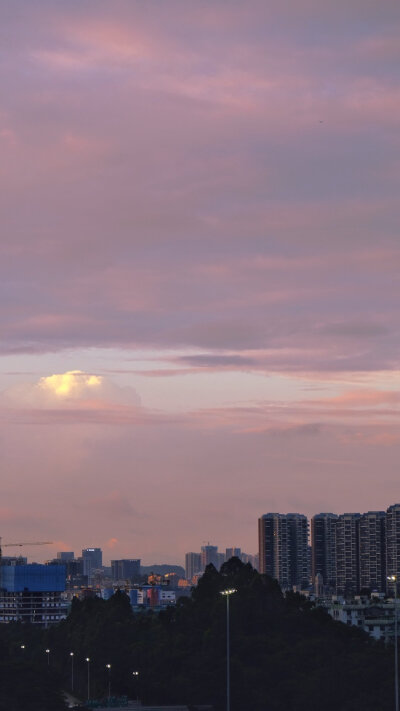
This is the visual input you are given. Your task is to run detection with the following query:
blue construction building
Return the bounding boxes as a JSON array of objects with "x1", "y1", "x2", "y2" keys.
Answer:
[{"x1": 0, "y1": 564, "x2": 68, "y2": 625}]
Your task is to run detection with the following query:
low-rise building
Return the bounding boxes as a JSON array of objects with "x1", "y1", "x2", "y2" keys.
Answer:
[{"x1": 326, "y1": 595, "x2": 396, "y2": 643}]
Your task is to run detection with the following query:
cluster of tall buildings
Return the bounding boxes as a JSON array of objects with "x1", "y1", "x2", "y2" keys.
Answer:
[
  {"x1": 185, "y1": 545, "x2": 258, "y2": 582},
  {"x1": 258, "y1": 504, "x2": 400, "y2": 596},
  {"x1": 44, "y1": 549, "x2": 141, "y2": 588}
]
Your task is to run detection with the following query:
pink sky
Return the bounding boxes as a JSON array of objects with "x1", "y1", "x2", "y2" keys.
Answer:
[{"x1": 1, "y1": 0, "x2": 400, "y2": 564}]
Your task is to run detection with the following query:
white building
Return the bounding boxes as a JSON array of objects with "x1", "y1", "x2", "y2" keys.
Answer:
[{"x1": 327, "y1": 596, "x2": 396, "y2": 643}]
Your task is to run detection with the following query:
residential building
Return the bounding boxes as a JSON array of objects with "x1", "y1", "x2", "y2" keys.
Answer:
[
  {"x1": 226, "y1": 547, "x2": 241, "y2": 561},
  {"x1": 327, "y1": 596, "x2": 395, "y2": 644},
  {"x1": 359, "y1": 511, "x2": 386, "y2": 592},
  {"x1": 335, "y1": 513, "x2": 361, "y2": 596},
  {"x1": 287, "y1": 513, "x2": 309, "y2": 589},
  {"x1": 386, "y1": 503, "x2": 400, "y2": 594},
  {"x1": 258, "y1": 513, "x2": 309, "y2": 590},
  {"x1": 311, "y1": 513, "x2": 338, "y2": 591}
]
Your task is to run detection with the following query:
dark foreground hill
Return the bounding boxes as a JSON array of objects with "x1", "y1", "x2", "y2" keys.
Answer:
[{"x1": 0, "y1": 559, "x2": 395, "y2": 710}]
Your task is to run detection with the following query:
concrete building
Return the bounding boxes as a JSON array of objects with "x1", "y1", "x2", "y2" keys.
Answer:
[
  {"x1": 0, "y1": 564, "x2": 68, "y2": 625},
  {"x1": 327, "y1": 596, "x2": 396, "y2": 644},
  {"x1": 258, "y1": 513, "x2": 309, "y2": 590},
  {"x1": 287, "y1": 513, "x2": 309, "y2": 589},
  {"x1": 335, "y1": 513, "x2": 361, "y2": 596},
  {"x1": 241, "y1": 552, "x2": 259, "y2": 570},
  {"x1": 136, "y1": 585, "x2": 176, "y2": 608},
  {"x1": 57, "y1": 551, "x2": 75, "y2": 562},
  {"x1": 82, "y1": 548, "x2": 102, "y2": 583},
  {"x1": 359, "y1": 511, "x2": 386, "y2": 593},
  {"x1": 111, "y1": 559, "x2": 141, "y2": 582},
  {"x1": 185, "y1": 552, "x2": 202, "y2": 581},
  {"x1": 311, "y1": 513, "x2": 338, "y2": 591},
  {"x1": 226, "y1": 547, "x2": 241, "y2": 561},
  {"x1": 386, "y1": 503, "x2": 400, "y2": 594},
  {"x1": 200, "y1": 545, "x2": 219, "y2": 571},
  {"x1": 217, "y1": 552, "x2": 225, "y2": 569}
]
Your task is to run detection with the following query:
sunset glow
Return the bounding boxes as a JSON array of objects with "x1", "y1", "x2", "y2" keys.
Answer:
[{"x1": 1, "y1": 0, "x2": 400, "y2": 565}]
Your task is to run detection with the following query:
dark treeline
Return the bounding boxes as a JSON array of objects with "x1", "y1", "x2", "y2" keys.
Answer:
[{"x1": 0, "y1": 558, "x2": 396, "y2": 710}]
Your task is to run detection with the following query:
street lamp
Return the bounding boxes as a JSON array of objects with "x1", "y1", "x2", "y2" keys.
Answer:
[
  {"x1": 70, "y1": 653, "x2": 74, "y2": 693},
  {"x1": 20, "y1": 645, "x2": 25, "y2": 650},
  {"x1": 45, "y1": 649, "x2": 50, "y2": 666},
  {"x1": 132, "y1": 671, "x2": 139, "y2": 702},
  {"x1": 388, "y1": 575, "x2": 399, "y2": 711},
  {"x1": 220, "y1": 589, "x2": 236, "y2": 711},
  {"x1": 86, "y1": 657, "x2": 91, "y2": 701},
  {"x1": 106, "y1": 664, "x2": 111, "y2": 700}
]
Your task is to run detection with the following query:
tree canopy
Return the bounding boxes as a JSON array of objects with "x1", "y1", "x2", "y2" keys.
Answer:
[{"x1": 0, "y1": 559, "x2": 395, "y2": 710}]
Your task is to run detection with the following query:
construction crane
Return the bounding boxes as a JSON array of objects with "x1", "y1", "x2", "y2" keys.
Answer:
[{"x1": 0, "y1": 538, "x2": 53, "y2": 590}]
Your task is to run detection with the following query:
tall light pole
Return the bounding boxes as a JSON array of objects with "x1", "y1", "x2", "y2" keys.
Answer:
[
  {"x1": 70, "y1": 653, "x2": 74, "y2": 693},
  {"x1": 86, "y1": 657, "x2": 91, "y2": 702},
  {"x1": 132, "y1": 671, "x2": 139, "y2": 702},
  {"x1": 220, "y1": 588, "x2": 236, "y2": 711},
  {"x1": 106, "y1": 664, "x2": 111, "y2": 700},
  {"x1": 388, "y1": 575, "x2": 399, "y2": 711},
  {"x1": 45, "y1": 649, "x2": 50, "y2": 667}
]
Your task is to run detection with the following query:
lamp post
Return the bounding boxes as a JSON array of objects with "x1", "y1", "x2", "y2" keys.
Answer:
[
  {"x1": 45, "y1": 649, "x2": 50, "y2": 667},
  {"x1": 86, "y1": 657, "x2": 90, "y2": 701},
  {"x1": 388, "y1": 575, "x2": 399, "y2": 711},
  {"x1": 220, "y1": 589, "x2": 236, "y2": 711},
  {"x1": 70, "y1": 653, "x2": 74, "y2": 693},
  {"x1": 106, "y1": 664, "x2": 111, "y2": 700},
  {"x1": 132, "y1": 671, "x2": 139, "y2": 702}
]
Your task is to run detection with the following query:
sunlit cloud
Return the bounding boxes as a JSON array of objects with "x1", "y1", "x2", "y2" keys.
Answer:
[
  {"x1": 39, "y1": 370, "x2": 102, "y2": 397},
  {"x1": 1, "y1": 370, "x2": 141, "y2": 410}
]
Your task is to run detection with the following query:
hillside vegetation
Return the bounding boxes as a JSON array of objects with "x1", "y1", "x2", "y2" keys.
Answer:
[{"x1": 0, "y1": 559, "x2": 395, "y2": 710}]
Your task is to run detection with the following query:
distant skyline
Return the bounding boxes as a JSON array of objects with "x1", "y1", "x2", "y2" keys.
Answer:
[{"x1": 1, "y1": 0, "x2": 400, "y2": 564}]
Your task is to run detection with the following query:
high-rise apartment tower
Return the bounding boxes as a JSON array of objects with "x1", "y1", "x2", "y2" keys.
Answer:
[
  {"x1": 386, "y1": 503, "x2": 400, "y2": 594},
  {"x1": 258, "y1": 513, "x2": 309, "y2": 590},
  {"x1": 311, "y1": 513, "x2": 338, "y2": 591},
  {"x1": 359, "y1": 511, "x2": 386, "y2": 593},
  {"x1": 335, "y1": 514, "x2": 360, "y2": 596}
]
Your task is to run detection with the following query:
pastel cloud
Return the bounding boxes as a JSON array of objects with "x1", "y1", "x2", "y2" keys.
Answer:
[
  {"x1": 1, "y1": 1, "x2": 400, "y2": 561},
  {"x1": 0, "y1": 0, "x2": 399, "y2": 377}
]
